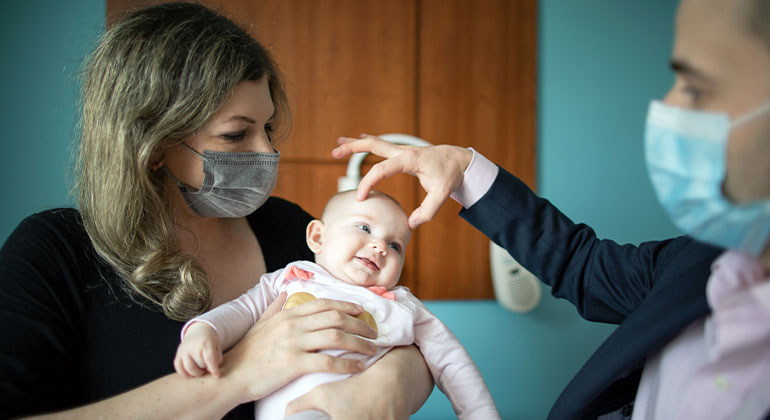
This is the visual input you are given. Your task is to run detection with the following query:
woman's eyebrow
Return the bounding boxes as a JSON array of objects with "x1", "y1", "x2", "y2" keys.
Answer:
[{"x1": 223, "y1": 115, "x2": 256, "y2": 124}]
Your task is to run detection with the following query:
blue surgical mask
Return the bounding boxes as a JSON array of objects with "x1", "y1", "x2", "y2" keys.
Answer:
[
  {"x1": 164, "y1": 144, "x2": 279, "y2": 218},
  {"x1": 644, "y1": 100, "x2": 770, "y2": 255}
]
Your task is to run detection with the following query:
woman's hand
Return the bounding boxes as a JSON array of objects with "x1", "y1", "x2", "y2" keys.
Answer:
[
  {"x1": 219, "y1": 293, "x2": 379, "y2": 404},
  {"x1": 284, "y1": 345, "x2": 434, "y2": 420},
  {"x1": 332, "y1": 135, "x2": 473, "y2": 229}
]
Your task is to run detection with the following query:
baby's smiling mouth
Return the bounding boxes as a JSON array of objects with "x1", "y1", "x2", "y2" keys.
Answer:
[{"x1": 355, "y1": 256, "x2": 380, "y2": 271}]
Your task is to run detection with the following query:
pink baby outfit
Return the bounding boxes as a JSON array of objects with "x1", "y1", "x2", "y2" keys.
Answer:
[{"x1": 183, "y1": 260, "x2": 499, "y2": 420}]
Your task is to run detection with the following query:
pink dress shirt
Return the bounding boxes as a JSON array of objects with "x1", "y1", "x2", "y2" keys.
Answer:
[{"x1": 633, "y1": 251, "x2": 770, "y2": 419}]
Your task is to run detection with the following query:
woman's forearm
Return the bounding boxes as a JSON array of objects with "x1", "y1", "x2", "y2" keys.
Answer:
[
  {"x1": 378, "y1": 345, "x2": 434, "y2": 414},
  {"x1": 386, "y1": 345, "x2": 434, "y2": 414},
  {"x1": 21, "y1": 372, "x2": 243, "y2": 420}
]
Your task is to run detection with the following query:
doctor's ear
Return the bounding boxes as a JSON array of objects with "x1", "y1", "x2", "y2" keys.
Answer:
[{"x1": 306, "y1": 220, "x2": 325, "y2": 254}]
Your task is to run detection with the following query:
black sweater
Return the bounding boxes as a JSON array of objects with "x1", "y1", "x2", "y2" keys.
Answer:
[{"x1": 0, "y1": 197, "x2": 314, "y2": 419}]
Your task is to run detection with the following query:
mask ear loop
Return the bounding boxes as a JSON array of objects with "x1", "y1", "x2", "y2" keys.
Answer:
[
  {"x1": 161, "y1": 166, "x2": 189, "y2": 189},
  {"x1": 161, "y1": 143, "x2": 206, "y2": 189},
  {"x1": 731, "y1": 102, "x2": 770, "y2": 128},
  {"x1": 180, "y1": 143, "x2": 208, "y2": 161}
]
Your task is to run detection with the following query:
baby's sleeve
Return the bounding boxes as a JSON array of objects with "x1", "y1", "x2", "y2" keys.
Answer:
[
  {"x1": 181, "y1": 269, "x2": 283, "y2": 350},
  {"x1": 407, "y1": 293, "x2": 500, "y2": 420}
]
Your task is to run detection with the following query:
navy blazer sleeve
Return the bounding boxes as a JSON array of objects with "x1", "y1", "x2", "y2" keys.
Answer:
[{"x1": 460, "y1": 166, "x2": 710, "y2": 324}]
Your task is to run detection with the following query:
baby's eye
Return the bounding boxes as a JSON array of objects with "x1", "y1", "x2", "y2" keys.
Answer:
[
  {"x1": 358, "y1": 224, "x2": 371, "y2": 233},
  {"x1": 388, "y1": 243, "x2": 401, "y2": 252}
]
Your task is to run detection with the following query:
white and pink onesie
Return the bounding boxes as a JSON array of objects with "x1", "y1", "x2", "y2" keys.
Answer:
[{"x1": 182, "y1": 260, "x2": 499, "y2": 420}]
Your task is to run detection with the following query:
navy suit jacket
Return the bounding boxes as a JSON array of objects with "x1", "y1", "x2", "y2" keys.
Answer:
[{"x1": 460, "y1": 166, "x2": 726, "y2": 419}]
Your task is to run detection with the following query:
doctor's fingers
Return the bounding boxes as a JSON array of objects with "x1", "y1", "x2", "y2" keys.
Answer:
[
  {"x1": 332, "y1": 135, "x2": 405, "y2": 161},
  {"x1": 408, "y1": 190, "x2": 451, "y2": 229}
]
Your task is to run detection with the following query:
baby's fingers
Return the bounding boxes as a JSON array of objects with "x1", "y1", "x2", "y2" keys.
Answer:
[
  {"x1": 202, "y1": 345, "x2": 223, "y2": 378},
  {"x1": 182, "y1": 354, "x2": 206, "y2": 377},
  {"x1": 173, "y1": 354, "x2": 189, "y2": 378}
]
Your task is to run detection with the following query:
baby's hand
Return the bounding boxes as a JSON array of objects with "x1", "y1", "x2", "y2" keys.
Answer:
[{"x1": 173, "y1": 322, "x2": 223, "y2": 378}]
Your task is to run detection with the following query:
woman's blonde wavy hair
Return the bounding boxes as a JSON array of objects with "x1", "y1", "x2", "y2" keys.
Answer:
[{"x1": 77, "y1": 2, "x2": 289, "y2": 321}]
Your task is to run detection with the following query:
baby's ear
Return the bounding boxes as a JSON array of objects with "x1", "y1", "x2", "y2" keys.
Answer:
[{"x1": 306, "y1": 220, "x2": 324, "y2": 254}]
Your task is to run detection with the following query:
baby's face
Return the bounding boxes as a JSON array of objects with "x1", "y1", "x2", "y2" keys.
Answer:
[{"x1": 311, "y1": 194, "x2": 410, "y2": 289}]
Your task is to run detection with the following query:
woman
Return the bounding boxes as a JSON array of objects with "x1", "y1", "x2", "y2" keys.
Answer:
[{"x1": 0, "y1": 3, "x2": 431, "y2": 419}]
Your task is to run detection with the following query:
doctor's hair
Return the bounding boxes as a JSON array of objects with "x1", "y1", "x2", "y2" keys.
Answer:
[{"x1": 76, "y1": 2, "x2": 289, "y2": 321}]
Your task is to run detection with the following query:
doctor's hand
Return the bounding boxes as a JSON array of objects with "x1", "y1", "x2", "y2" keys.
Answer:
[{"x1": 332, "y1": 135, "x2": 473, "y2": 229}]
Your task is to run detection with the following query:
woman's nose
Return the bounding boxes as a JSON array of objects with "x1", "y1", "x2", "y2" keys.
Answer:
[{"x1": 247, "y1": 132, "x2": 274, "y2": 154}]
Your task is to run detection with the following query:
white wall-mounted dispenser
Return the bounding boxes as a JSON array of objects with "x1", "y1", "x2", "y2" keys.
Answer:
[{"x1": 490, "y1": 241, "x2": 541, "y2": 313}]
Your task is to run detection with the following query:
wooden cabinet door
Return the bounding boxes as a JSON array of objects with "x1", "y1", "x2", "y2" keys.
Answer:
[{"x1": 106, "y1": 0, "x2": 536, "y2": 300}]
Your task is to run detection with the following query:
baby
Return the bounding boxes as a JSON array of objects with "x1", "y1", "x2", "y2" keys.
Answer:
[{"x1": 174, "y1": 190, "x2": 499, "y2": 420}]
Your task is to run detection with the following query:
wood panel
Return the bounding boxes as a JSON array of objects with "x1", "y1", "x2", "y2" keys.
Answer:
[
  {"x1": 228, "y1": 0, "x2": 418, "y2": 161},
  {"x1": 105, "y1": 0, "x2": 537, "y2": 300},
  {"x1": 415, "y1": 0, "x2": 537, "y2": 299}
]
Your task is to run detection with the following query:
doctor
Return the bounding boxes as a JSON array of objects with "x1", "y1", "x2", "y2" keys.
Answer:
[{"x1": 332, "y1": 0, "x2": 770, "y2": 418}]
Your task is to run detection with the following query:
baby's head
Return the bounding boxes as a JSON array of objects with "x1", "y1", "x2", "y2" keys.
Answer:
[{"x1": 306, "y1": 190, "x2": 411, "y2": 289}]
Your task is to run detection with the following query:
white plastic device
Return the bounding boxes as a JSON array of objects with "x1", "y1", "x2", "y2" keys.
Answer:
[
  {"x1": 337, "y1": 133, "x2": 540, "y2": 313},
  {"x1": 489, "y1": 241, "x2": 541, "y2": 313}
]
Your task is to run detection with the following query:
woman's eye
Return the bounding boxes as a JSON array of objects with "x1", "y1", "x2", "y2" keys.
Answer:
[
  {"x1": 388, "y1": 243, "x2": 401, "y2": 252},
  {"x1": 220, "y1": 130, "x2": 246, "y2": 142},
  {"x1": 358, "y1": 224, "x2": 371, "y2": 233}
]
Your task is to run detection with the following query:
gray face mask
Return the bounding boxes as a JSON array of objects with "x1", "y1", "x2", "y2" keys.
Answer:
[{"x1": 164, "y1": 144, "x2": 279, "y2": 218}]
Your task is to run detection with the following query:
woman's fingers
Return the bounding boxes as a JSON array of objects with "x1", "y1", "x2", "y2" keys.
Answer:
[
  {"x1": 287, "y1": 297, "x2": 364, "y2": 318},
  {"x1": 300, "y1": 353, "x2": 364, "y2": 376},
  {"x1": 300, "y1": 329, "x2": 376, "y2": 355},
  {"x1": 260, "y1": 292, "x2": 287, "y2": 322},
  {"x1": 299, "y1": 306, "x2": 377, "y2": 338}
]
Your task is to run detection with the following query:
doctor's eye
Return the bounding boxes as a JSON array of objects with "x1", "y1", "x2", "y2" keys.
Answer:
[
  {"x1": 388, "y1": 243, "x2": 401, "y2": 253},
  {"x1": 681, "y1": 85, "x2": 703, "y2": 103},
  {"x1": 357, "y1": 224, "x2": 371, "y2": 233},
  {"x1": 220, "y1": 130, "x2": 246, "y2": 142}
]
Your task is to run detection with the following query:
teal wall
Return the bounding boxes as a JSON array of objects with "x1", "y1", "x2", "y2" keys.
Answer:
[
  {"x1": 0, "y1": 0, "x2": 105, "y2": 238},
  {"x1": 0, "y1": 1, "x2": 680, "y2": 419}
]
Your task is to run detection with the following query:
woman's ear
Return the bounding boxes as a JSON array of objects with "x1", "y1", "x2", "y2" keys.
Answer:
[
  {"x1": 150, "y1": 149, "x2": 165, "y2": 171},
  {"x1": 306, "y1": 219, "x2": 324, "y2": 254}
]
